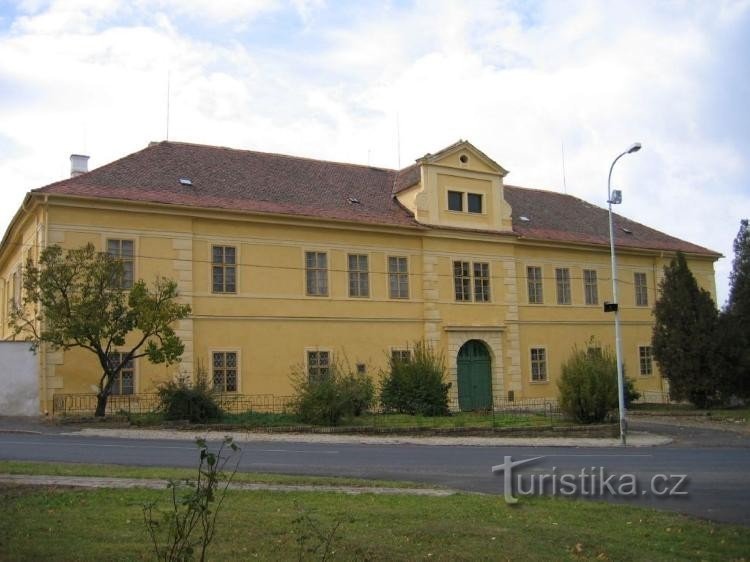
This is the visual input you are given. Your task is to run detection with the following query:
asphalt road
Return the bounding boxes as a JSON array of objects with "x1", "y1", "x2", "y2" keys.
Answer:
[{"x1": 0, "y1": 425, "x2": 748, "y2": 526}]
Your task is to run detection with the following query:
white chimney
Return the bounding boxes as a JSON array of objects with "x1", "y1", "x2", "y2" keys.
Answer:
[{"x1": 70, "y1": 154, "x2": 89, "y2": 177}]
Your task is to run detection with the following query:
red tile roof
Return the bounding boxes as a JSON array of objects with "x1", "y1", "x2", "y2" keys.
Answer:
[{"x1": 33, "y1": 141, "x2": 718, "y2": 257}]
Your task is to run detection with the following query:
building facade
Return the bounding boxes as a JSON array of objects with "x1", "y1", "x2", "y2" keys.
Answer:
[{"x1": 0, "y1": 140, "x2": 719, "y2": 414}]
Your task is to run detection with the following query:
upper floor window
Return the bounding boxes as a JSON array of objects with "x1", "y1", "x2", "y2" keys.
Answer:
[
  {"x1": 107, "y1": 352, "x2": 134, "y2": 395},
  {"x1": 212, "y1": 245, "x2": 237, "y2": 293},
  {"x1": 467, "y1": 193, "x2": 483, "y2": 214},
  {"x1": 634, "y1": 272, "x2": 648, "y2": 306},
  {"x1": 307, "y1": 350, "x2": 330, "y2": 383},
  {"x1": 212, "y1": 351, "x2": 238, "y2": 392},
  {"x1": 107, "y1": 239, "x2": 134, "y2": 289},
  {"x1": 453, "y1": 261, "x2": 491, "y2": 302},
  {"x1": 530, "y1": 348, "x2": 547, "y2": 382},
  {"x1": 305, "y1": 251, "x2": 328, "y2": 296},
  {"x1": 448, "y1": 190, "x2": 463, "y2": 211},
  {"x1": 348, "y1": 254, "x2": 370, "y2": 298},
  {"x1": 555, "y1": 267, "x2": 571, "y2": 305},
  {"x1": 527, "y1": 266, "x2": 543, "y2": 304},
  {"x1": 388, "y1": 256, "x2": 409, "y2": 299},
  {"x1": 639, "y1": 346, "x2": 653, "y2": 376},
  {"x1": 583, "y1": 269, "x2": 599, "y2": 305}
]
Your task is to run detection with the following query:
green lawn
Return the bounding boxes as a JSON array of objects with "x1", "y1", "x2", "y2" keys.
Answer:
[
  {"x1": 1, "y1": 483, "x2": 747, "y2": 561},
  {"x1": 631, "y1": 403, "x2": 750, "y2": 423},
  {"x1": 129, "y1": 409, "x2": 560, "y2": 430}
]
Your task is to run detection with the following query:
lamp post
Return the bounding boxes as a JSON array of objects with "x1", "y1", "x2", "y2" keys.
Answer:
[{"x1": 607, "y1": 142, "x2": 641, "y2": 446}]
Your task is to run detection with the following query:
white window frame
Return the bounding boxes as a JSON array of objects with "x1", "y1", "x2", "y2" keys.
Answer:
[
  {"x1": 387, "y1": 256, "x2": 409, "y2": 299},
  {"x1": 106, "y1": 238, "x2": 136, "y2": 290},
  {"x1": 634, "y1": 272, "x2": 649, "y2": 307},
  {"x1": 527, "y1": 265, "x2": 544, "y2": 304},
  {"x1": 555, "y1": 267, "x2": 571, "y2": 305},
  {"x1": 583, "y1": 269, "x2": 599, "y2": 306},
  {"x1": 347, "y1": 253, "x2": 370, "y2": 298},
  {"x1": 305, "y1": 347, "x2": 332, "y2": 383},
  {"x1": 107, "y1": 351, "x2": 137, "y2": 395},
  {"x1": 638, "y1": 345, "x2": 654, "y2": 376}
]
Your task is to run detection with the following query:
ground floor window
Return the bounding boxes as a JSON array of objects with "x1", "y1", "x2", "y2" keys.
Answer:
[
  {"x1": 212, "y1": 351, "x2": 238, "y2": 392},
  {"x1": 639, "y1": 346, "x2": 653, "y2": 376},
  {"x1": 307, "y1": 350, "x2": 330, "y2": 383},
  {"x1": 530, "y1": 348, "x2": 547, "y2": 382},
  {"x1": 107, "y1": 352, "x2": 134, "y2": 395},
  {"x1": 391, "y1": 349, "x2": 412, "y2": 363}
]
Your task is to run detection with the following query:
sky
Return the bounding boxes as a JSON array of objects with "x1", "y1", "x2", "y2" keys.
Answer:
[{"x1": 0, "y1": 0, "x2": 748, "y2": 305}]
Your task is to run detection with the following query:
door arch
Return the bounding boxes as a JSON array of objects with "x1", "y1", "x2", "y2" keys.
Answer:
[{"x1": 457, "y1": 339, "x2": 492, "y2": 411}]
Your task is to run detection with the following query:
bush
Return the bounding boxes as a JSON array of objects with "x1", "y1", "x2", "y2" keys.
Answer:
[
  {"x1": 558, "y1": 345, "x2": 640, "y2": 424},
  {"x1": 379, "y1": 341, "x2": 451, "y2": 416},
  {"x1": 291, "y1": 360, "x2": 374, "y2": 425},
  {"x1": 157, "y1": 365, "x2": 221, "y2": 423}
]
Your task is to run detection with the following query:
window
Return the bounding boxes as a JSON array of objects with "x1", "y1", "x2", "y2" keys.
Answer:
[
  {"x1": 212, "y1": 351, "x2": 238, "y2": 392},
  {"x1": 467, "y1": 193, "x2": 483, "y2": 214},
  {"x1": 388, "y1": 256, "x2": 409, "y2": 299},
  {"x1": 527, "y1": 266, "x2": 543, "y2": 304},
  {"x1": 107, "y1": 239, "x2": 134, "y2": 289},
  {"x1": 107, "y1": 352, "x2": 134, "y2": 395},
  {"x1": 391, "y1": 349, "x2": 412, "y2": 363},
  {"x1": 583, "y1": 269, "x2": 599, "y2": 305},
  {"x1": 639, "y1": 346, "x2": 653, "y2": 376},
  {"x1": 453, "y1": 261, "x2": 490, "y2": 302},
  {"x1": 530, "y1": 348, "x2": 547, "y2": 382},
  {"x1": 634, "y1": 272, "x2": 648, "y2": 306},
  {"x1": 473, "y1": 262, "x2": 491, "y2": 302},
  {"x1": 453, "y1": 261, "x2": 472, "y2": 301},
  {"x1": 348, "y1": 254, "x2": 370, "y2": 297},
  {"x1": 555, "y1": 267, "x2": 571, "y2": 305},
  {"x1": 356, "y1": 363, "x2": 367, "y2": 375},
  {"x1": 448, "y1": 190, "x2": 463, "y2": 211},
  {"x1": 307, "y1": 350, "x2": 330, "y2": 383},
  {"x1": 11, "y1": 269, "x2": 20, "y2": 311},
  {"x1": 212, "y1": 245, "x2": 236, "y2": 293},
  {"x1": 305, "y1": 251, "x2": 328, "y2": 296}
]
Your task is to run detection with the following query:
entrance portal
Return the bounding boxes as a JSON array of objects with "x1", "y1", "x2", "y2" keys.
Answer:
[{"x1": 457, "y1": 339, "x2": 492, "y2": 411}]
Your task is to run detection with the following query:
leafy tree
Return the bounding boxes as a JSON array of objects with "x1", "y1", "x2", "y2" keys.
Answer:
[
  {"x1": 11, "y1": 243, "x2": 191, "y2": 416},
  {"x1": 718, "y1": 219, "x2": 750, "y2": 399},
  {"x1": 652, "y1": 252, "x2": 719, "y2": 407},
  {"x1": 557, "y1": 343, "x2": 639, "y2": 424}
]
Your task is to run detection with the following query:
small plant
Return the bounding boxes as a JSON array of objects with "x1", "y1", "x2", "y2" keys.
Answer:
[
  {"x1": 157, "y1": 361, "x2": 221, "y2": 423},
  {"x1": 290, "y1": 358, "x2": 374, "y2": 425},
  {"x1": 379, "y1": 341, "x2": 451, "y2": 416},
  {"x1": 292, "y1": 503, "x2": 342, "y2": 562},
  {"x1": 558, "y1": 341, "x2": 640, "y2": 424},
  {"x1": 143, "y1": 436, "x2": 240, "y2": 562}
]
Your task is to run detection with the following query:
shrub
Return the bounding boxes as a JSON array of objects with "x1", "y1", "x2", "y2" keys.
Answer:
[
  {"x1": 558, "y1": 344, "x2": 640, "y2": 424},
  {"x1": 291, "y1": 360, "x2": 374, "y2": 425},
  {"x1": 379, "y1": 341, "x2": 451, "y2": 416},
  {"x1": 157, "y1": 364, "x2": 221, "y2": 423}
]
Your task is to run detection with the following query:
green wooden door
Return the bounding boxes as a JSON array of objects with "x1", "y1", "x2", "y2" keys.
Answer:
[{"x1": 457, "y1": 340, "x2": 492, "y2": 411}]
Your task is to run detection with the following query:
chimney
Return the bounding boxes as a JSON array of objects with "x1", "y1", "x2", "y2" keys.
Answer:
[{"x1": 70, "y1": 154, "x2": 89, "y2": 177}]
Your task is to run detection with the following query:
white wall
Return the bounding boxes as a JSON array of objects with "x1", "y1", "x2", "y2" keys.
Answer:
[{"x1": 0, "y1": 342, "x2": 38, "y2": 416}]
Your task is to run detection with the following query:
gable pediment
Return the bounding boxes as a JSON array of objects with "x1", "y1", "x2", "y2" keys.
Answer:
[{"x1": 417, "y1": 140, "x2": 509, "y2": 177}]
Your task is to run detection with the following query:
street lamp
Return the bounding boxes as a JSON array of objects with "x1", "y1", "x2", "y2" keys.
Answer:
[{"x1": 607, "y1": 142, "x2": 641, "y2": 446}]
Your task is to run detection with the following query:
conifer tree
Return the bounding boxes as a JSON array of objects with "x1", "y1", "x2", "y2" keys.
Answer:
[{"x1": 652, "y1": 252, "x2": 719, "y2": 407}]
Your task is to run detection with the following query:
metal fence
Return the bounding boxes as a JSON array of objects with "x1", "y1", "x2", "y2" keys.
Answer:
[{"x1": 52, "y1": 391, "x2": 558, "y2": 423}]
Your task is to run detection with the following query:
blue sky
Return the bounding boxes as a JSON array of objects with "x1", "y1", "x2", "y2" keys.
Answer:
[{"x1": 0, "y1": 0, "x2": 748, "y2": 304}]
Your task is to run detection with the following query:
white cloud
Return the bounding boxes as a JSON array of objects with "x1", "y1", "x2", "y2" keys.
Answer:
[{"x1": 0, "y1": 0, "x2": 748, "y2": 304}]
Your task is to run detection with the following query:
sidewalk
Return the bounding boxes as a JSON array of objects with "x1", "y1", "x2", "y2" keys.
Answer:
[
  {"x1": 0, "y1": 473, "x2": 458, "y2": 497},
  {"x1": 0, "y1": 416, "x2": 672, "y2": 447},
  {"x1": 68, "y1": 427, "x2": 672, "y2": 447}
]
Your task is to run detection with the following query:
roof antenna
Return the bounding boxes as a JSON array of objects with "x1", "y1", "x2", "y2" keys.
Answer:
[
  {"x1": 560, "y1": 139, "x2": 568, "y2": 194},
  {"x1": 396, "y1": 112, "x2": 401, "y2": 169},
  {"x1": 165, "y1": 69, "x2": 171, "y2": 141}
]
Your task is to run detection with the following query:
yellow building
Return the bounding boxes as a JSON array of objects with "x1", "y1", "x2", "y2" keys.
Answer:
[{"x1": 0, "y1": 140, "x2": 719, "y2": 415}]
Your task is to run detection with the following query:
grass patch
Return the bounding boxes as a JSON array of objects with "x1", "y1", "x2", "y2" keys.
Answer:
[
  {"x1": 1, "y1": 484, "x2": 748, "y2": 561},
  {"x1": 0, "y1": 460, "x2": 432, "y2": 489},
  {"x1": 127, "y1": 409, "x2": 559, "y2": 430},
  {"x1": 631, "y1": 403, "x2": 750, "y2": 423}
]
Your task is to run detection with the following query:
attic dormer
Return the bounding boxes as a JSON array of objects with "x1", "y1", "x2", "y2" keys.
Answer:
[{"x1": 394, "y1": 140, "x2": 513, "y2": 232}]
